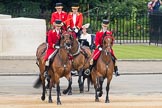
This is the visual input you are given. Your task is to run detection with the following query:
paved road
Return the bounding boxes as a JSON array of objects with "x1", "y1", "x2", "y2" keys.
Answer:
[
  {"x1": 0, "y1": 75, "x2": 162, "y2": 96},
  {"x1": 0, "y1": 59, "x2": 162, "y2": 95},
  {"x1": 0, "y1": 60, "x2": 162, "y2": 75}
]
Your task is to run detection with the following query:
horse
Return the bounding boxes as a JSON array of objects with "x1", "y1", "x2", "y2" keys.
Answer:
[
  {"x1": 47, "y1": 31, "x2": 73, "y2": 104},
  {"x1": 90, "y1": 35, "x2": 114, "y2": 103},
  {"x1": 68, "y1": 33, "x2": 92, "y2": 93}
]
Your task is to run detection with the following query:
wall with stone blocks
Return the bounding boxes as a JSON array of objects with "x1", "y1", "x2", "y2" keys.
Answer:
[{"x1": 0, "y1": 17, "x2": 46, "y2": 57}]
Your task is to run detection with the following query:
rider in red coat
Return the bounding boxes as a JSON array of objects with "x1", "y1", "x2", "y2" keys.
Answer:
[
  {"x1": 87, "y1": 19, "x2": 120, "y2": 76},
  {"x1": 44, "y1": 19, "x2": 63, "y2": 66},
  {"x1": 66, "y1": 3, "x2": 83, "y2": 38},
  {"x1": 50, "y1": 3, "x2": 67, "y2": 30}
]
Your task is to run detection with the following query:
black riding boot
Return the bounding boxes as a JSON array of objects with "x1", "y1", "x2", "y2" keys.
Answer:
[
  {"x1": 114, "y1": 65, "x2": 120, "y2": 76},
  {"x1": 44, "y1": 66, "x2": 50, "y2": 78},
  {"x1": 84, "y1": 60, "x2": 97, "y2": 75},
  {"x1": 111, "y1": 56, "x2": 120, "y2": 77}
]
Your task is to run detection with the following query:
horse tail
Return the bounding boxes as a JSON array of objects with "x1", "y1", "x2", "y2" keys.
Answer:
[{"x1": 33, "y1": 75, "x2": 42, "y2": 88}]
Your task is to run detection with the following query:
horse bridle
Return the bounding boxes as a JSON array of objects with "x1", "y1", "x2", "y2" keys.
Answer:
[
  {"x1": 101, "y1": 37, "x2": 112, "y2": 65},
  {"x1": 60, "y1": 33, "x2": 74, "y2": 50}
]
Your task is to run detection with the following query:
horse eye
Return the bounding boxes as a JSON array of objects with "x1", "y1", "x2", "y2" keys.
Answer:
[
  {"x1": 103, "y1": 41, "x2": 106, "y2": 45},
  {"x1": 61, "y1": 35, "x2": 64, "y2": 40},
  {"x1": 70, "y1": 35, "x2": 73, "y2": 40}
]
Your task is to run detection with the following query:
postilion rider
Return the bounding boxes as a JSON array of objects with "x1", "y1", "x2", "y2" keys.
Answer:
[
  {"x1": 85, "y1": 19, "x2": 120, "y2": 76},
  {"x1": 43, "y1": 19, "x2": 63, "y2": 77}
]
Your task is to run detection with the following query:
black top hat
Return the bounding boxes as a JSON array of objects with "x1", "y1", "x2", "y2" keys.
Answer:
[
  {"x1": 71, "y1": 3, "x2": 79, "y2": 8},
  {"x1": 55, "y1": 3, "x2": 63, "y2": 8},
  {"x1": 54, "y1": 19, "x2": 62, "y2": 26},
  {"x1": 102, "y1": 19, "x2": 109, "y2": 25}
]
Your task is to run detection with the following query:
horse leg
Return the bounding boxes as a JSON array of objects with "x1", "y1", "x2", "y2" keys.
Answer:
[
  {"x1": 46, "y1": 77, "x2": 50, "y2": 89},
  {"x1": 68, "y1": 86, "x2": 72, "y2": 95},
  {"x1": 40, "y1": 75, "x2": 46, "y2": 101},
  {"x1": 62, "y1": 77, "x2": 72, "y2": 95},
  {"x1": 98, "y1": 77, "x2": 104, "y2": 97},
  {"x1": 105, "y1": 82, "x2": 110, "y2": 103},
  {"x1": 83, "y1": 76, "x2": 86, "y2": 92},
  {"x1": 94, "y1": 82, "x2": 99, "y2": 102},
  {"x1": 83, "y1": 75, "x2": 90, "y2": 92},
  {"x1": 87, "y1": 76, "x2": 90, "y2": 92},
  {"x1": 56, "y1": 83, "x2": 61, "y2": 105},
  {"x1": 78, "y1": 68, "x2": 84, "y2": 93},
  {"x1": 48, "y1": 79, "x2": 53, "y2": 103}
]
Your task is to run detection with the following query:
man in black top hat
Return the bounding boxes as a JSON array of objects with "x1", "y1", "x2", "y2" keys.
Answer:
[{"x1": 50, "y1": 2, "x2": 67, "y2": 29}]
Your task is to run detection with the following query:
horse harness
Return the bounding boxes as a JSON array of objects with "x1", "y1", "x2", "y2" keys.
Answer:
[
  {"x1": 69, "y1": 41, "x2": 89, "y2": 69},
  {"x1": 101, "y1": 38, "x2": 113, "y2": 77}
]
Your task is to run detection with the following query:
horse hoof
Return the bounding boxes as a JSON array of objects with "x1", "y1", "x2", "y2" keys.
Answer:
[
  {"x1": 68, "y1": 91, "x2": 72, "y2": 95},
  {"x1": 41, "y1": 95, "x2": 45, "y2": 101},
  {"x1": 105, "y1": 100, "x2": 110, "y2": 103},
  {"x1": 48, "y1": 99, "x2": 53, "y2": 103},
  {"x1": 62, "y1": 90, "x2": 68, "y2": 94},
  {"x1": 98, "y1": 91, "x2": 103, "y2": 97},
  {"x1": 80, "y1": 90, "x2": 84, "y2": 93},
  {"x1": 79, "y1": 87, "x2": 84, "y2": 93},
  {"x1": 95, "y1": 99, "x2": 99, "y2": 102},
  {"x1": 57, "y1": 101, "x2": 62, "y2": 105}
]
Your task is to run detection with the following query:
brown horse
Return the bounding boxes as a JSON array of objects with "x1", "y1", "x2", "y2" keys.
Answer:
[
  {"x1": 90, "y1": 36, "x2": 114, "y2": 103},
  {"x1": 68, "y1": 35, "x2": 92, "y2": 93},
  {"x1": 48, "y1": 31, "x2": 73, "y2": 104}
]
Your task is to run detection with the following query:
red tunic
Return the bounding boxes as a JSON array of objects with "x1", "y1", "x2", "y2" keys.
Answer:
[
  {"x1": 44, "y1": 30, "x2": 61, "y2": 61},
  {"x1": 50, "y1": 11, "x2": 67, "y2": 24},
  {"x1": 66, "y1": 12, "x2": 83, "y2": 29},
  {"x1": 92, "y1": 30, "x2": 115, "y2": 60}
]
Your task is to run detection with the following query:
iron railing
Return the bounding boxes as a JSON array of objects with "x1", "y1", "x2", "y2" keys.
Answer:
[{"x1": 1, "y1": 8, "x2": 160, "y2": 44}]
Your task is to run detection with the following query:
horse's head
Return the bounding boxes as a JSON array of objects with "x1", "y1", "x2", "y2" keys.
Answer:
[
  {"x1": 60, "y1": 31, "x2": 74, "y2": 50},
  {"x1": 102, "y1": 35, "x2": 114, "y2": 55}
]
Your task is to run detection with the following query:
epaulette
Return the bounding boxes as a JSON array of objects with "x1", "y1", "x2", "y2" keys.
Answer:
[
  {"x1": 77, "y1": 12, "x2": 82, "y2": 15},
  {"x1": 99, "y1": 30, "x2": 103, "y2": 32}
]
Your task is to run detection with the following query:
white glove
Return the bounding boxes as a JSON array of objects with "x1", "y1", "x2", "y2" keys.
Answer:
[
  {"x1": 61, "y1": 22, "x2": 64, "y2": 26},
  {"x1": 68, "y1": 27, "x2": 72, "y2": 31},
  {"x1": 55, "y1": 45, "x2": 60, "y2": 49},
  {"x1": 74, "y1": 28, "x2": 79, "y2": 33},
  {"x1": 98, "y1": 47, "x2": 102, "y2": 51}
]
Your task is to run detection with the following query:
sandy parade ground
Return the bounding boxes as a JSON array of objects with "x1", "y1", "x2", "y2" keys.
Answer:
[{"x1": 0, "y1": 94, "x2": 162, "y2": 108}]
